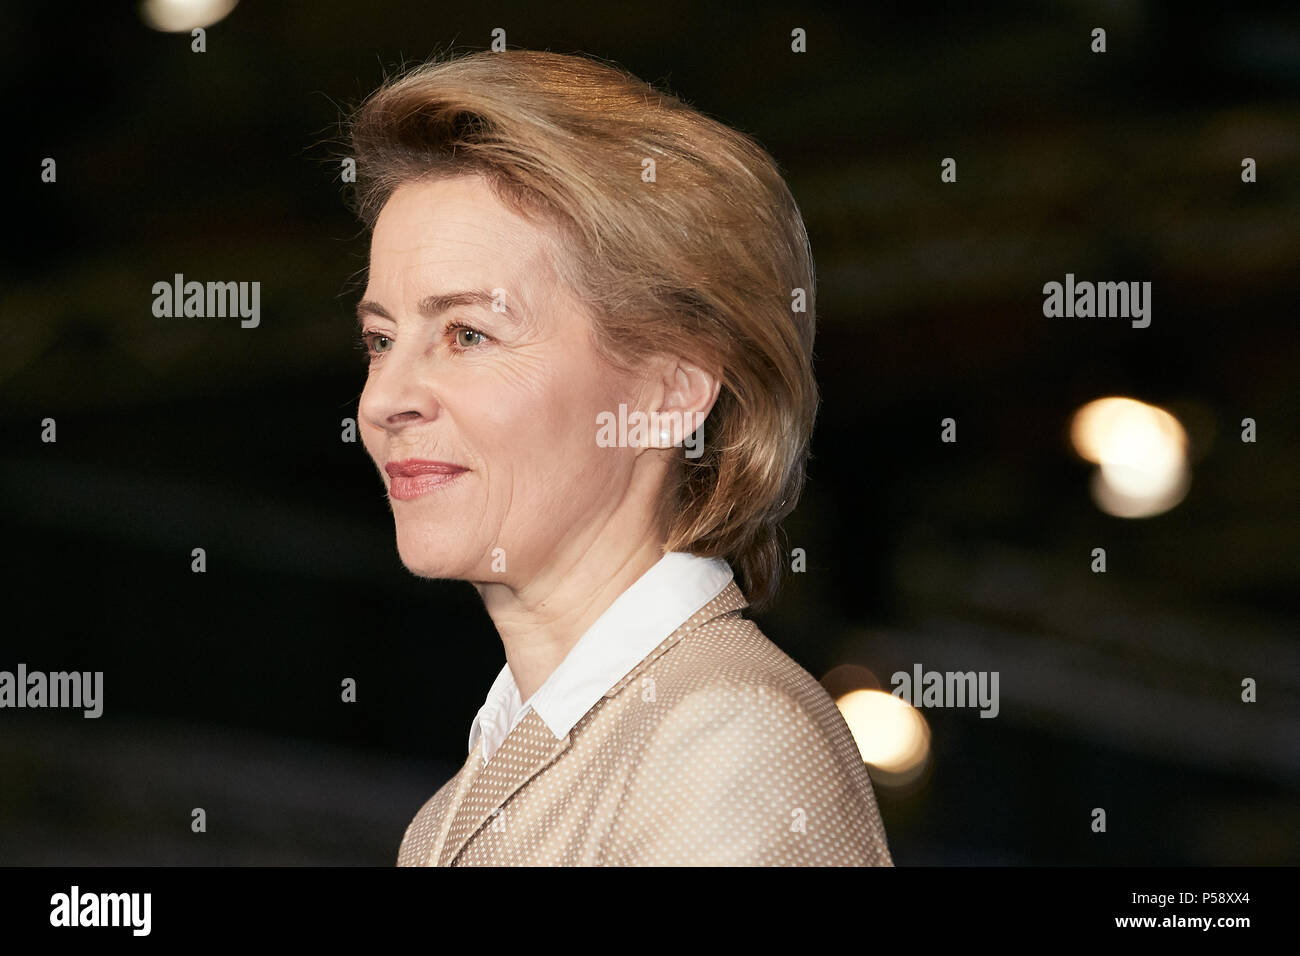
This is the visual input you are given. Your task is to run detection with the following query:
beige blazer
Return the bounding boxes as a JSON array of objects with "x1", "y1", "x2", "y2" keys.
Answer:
[{"x1": 397, "y1": 580, "x2": 894, "y2": 866}]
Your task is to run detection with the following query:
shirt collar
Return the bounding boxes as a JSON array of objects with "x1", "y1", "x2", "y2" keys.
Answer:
[{"x1": 468, "y1": 551, "x2": 735, "y2": 760}]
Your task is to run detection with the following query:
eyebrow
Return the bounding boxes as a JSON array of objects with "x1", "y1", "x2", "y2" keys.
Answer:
[{"x1": 355, "y1": 289, "x2": 525, "y2": 329}]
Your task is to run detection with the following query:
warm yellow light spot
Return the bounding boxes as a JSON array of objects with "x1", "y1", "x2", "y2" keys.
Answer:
[
  {"x1": 836, "y1": 689, "x2": 930, "y2": 779},
  {"x1": 140, "y1": 0, "x2": 239, "y2": 32},
  {"x1": 1070, "y1": 396, "x2": 1192, "y2": 517}
]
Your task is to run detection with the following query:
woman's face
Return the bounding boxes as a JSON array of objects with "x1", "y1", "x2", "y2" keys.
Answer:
[{"x1": 357, "y1": 175, "x2": 648, "y2": 584}]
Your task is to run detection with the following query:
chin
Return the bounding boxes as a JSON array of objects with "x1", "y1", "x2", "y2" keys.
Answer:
[{"x1": 393, "y1": 531, "x2": 474, "y2": 581}]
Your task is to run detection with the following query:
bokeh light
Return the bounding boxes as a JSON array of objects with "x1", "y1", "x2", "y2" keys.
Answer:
[
  {"x1": 140, "y1": 0, "x2": 239, "y2": 32},
  {"x1": 836, "y1": 688, "x2": 931, "y2": 787},
  {"x1": 1070, "y1": 396, "x2": 1193, "y2": 518}
]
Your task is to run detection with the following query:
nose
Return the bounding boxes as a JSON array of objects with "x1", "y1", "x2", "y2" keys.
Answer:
[{"x1": 358, "y1": 345, "x2": 441, "y2": 434}]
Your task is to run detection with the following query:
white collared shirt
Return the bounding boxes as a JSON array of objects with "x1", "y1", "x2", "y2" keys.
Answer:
[{"x1": 468, "y1": 551, "x2": 735, "y2": 763}]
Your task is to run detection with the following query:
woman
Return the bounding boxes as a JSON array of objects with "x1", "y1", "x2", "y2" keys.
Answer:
[{"x1": 349, "y1": 49, "x2": 893, "y2": 866}]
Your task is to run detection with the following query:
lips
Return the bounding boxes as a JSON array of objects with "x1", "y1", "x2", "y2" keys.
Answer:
[
  {"x1": 384, "y1": 459, "x2": 468, "y2": 500},
  {"x1": 385, "y1": 459, "x2": 467, "y2": 478}
]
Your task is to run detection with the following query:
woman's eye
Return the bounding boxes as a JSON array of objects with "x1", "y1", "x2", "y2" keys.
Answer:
[
  {"x1": 454, "y1": 327, "x2": 485, "y2": 348},
  {"x1": 357, "y1": 331, "x2": 393, "y2": 358}
]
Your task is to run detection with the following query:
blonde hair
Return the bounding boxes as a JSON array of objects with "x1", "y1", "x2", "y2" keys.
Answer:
[{"x1": 348, "y1": 49, "x2": 818, "y2": 610}]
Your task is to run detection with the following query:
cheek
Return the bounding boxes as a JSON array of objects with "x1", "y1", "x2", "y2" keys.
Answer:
[{"x1": 466, "y1": 367, "x2": 625, "y2": 488}]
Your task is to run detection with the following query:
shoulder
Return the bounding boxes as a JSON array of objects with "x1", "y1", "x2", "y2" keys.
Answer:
[
  {"x1": 613, "y1": 608, "x2": 874, "y2": 801},
  {"x1": 633, "y1": 608, "x2": 852, "y2": 748},
  {"x1": 604, "y1": 612, "x2": 893, "y2": 865}
]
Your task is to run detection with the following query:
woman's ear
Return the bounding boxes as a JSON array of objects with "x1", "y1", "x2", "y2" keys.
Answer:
[{"x1": 650, "y1": 357, "x2": 721, "y2": 457}]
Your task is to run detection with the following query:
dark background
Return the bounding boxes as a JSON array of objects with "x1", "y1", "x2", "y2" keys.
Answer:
[{"x1": 1, "y1": 0, "x2": 1296, "y2": 865}]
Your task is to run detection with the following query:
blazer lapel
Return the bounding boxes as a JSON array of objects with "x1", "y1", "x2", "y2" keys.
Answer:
[
  {"x1": 419, "y1": 744, "x2": 486, "y2": 867},
  {"x1": 436, "y1": 708, "x2": 572, "y2": 866}
]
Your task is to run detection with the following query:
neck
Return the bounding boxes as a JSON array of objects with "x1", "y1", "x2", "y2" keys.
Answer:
[{"x1": 474, "y1": 530, "x2": 668, "y2": 703}]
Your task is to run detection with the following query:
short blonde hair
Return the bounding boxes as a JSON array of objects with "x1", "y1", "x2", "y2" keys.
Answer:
[{"x1": 348, "y1": 49, "x2": 817, "y2": 610}]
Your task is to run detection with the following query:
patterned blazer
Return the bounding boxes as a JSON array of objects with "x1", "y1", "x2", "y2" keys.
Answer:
[{"x1": 397, "y1": 580, "x2": 894, "y2": 866}]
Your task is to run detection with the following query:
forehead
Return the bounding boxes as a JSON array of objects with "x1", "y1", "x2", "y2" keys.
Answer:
[{"x1": 368, "y1": 175, "x2": 556, "y2": 294}]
